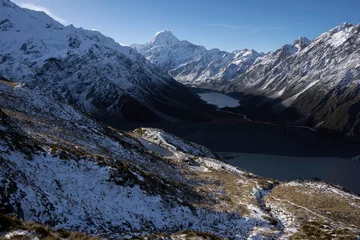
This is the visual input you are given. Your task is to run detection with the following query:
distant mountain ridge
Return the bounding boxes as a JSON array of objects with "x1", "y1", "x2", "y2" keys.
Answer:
[{"x1": 131, "y1": 30, "x2": 265, "y2": 85}]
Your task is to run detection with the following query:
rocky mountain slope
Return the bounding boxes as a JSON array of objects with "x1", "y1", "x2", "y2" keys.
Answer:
[
  {"x1": 132, "y1": 31, "x2": 263, "y2": 85},
  {"x1": 0, "y1": 77, "x2": 360, "y2": 239},
  {"x1": 0, "y1": 0, "x2": 211, "y2": 123},
  {"x1": 222, "y1": 22, "x2": 360, "y2": 137}
]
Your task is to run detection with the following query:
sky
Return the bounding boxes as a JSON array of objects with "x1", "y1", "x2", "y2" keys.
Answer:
[{"x1": 11, "y1": 0, "x2": 360, "y2": 53}]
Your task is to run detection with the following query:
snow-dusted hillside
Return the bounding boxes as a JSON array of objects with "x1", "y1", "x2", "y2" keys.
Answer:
[
  {"x1": 0, "y1": 0, "x2": 210, "y2": 123},
  {"x1": 132, "y1": 30, "x2": 263, "y2": 85},
  {"x1": 0, "y1": 78, "x2": 360, "y2": 239},
  {"x1": 223, "y1": 22, "x2": 360, "y2": 136}
]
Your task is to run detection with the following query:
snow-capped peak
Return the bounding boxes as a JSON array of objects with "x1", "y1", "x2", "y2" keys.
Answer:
[
  {"x1": 150, "y1": 30, "x2": 180, "y2": 45},
  {"x1": 323, "y1": 22, "x2": 355, "y2": 48},
  {"x1": 294, "y1": 37, "x2": 311, "y2": 46},
  {"x1": 233, "y1": 48, "x2": 260, "y2": 58},
  {"x1": 292, "y1": 36, "x2": 311, "y2": 52},
  {"x1": 333, "y1": 22, "x2": 353, "y2": 32},
  {"x1": 133, "y1": 30, "x2": 264, "y2": 84}
]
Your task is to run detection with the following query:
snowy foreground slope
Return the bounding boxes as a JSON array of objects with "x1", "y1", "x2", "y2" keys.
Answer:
[
  {"x1": 0, "y1": 0, "x2": 210, "y2": 123},
  {"x1": 0, "y1": 79, "x2": 359, "y2": 239}
]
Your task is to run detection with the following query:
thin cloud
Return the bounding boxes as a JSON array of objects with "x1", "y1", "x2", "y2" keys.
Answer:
[
  {"x1": 205, "y1": 24, "x2": 285, "y2": 33},
  {"x1": 14, "y1": 2, "x2": 69, "y2": 25},
  {"x1": 205, "y1": 24, "x2": 248, "y2": 29},
  {"x1": 252, "y1": 27, "x2": 285, "y2": 33}
]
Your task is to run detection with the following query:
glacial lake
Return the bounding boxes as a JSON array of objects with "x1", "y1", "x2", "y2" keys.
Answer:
[
  {"x1": 198, "y1": 92, "x2": 240, "y2": 108},
  {"x1": 218, "y1": 152, "x2": 360, "y2": 194}
]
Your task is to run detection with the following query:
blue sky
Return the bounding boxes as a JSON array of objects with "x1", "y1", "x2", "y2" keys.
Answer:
[{"x1": 12, "y1": 0, "x2": 360, "y2": 52}]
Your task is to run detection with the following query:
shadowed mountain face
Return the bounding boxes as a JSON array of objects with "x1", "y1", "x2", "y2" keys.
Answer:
[
  {"x1": 0, "y1": 0, "x2": 212, "y2": 123},
  {"x1": 221, "y1": 22, "x2": 360, "y2": 137}
]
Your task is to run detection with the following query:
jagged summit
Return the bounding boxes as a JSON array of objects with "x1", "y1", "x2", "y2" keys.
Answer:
[
  {"x1": 339, "y1": 21, "x2": 353, "y2": 28},
  {"x1": 233, "y1": 48, "x2": 260, "y2": 57},
  {"x1": 292, "y1": 36, "x2": 311, "y2": 52},
  {"x1": 330, "y1": 22, "x2": 354, "y2": 33},
  {"x1": 150, "y1": 30, "x2": 180, "y2": 45},
  {"x1": 294, "y1": 36, "x2": 311, "y2": 45},
  {"x1": 273, "y1": 36, "x2": 311, "y2": 55}
]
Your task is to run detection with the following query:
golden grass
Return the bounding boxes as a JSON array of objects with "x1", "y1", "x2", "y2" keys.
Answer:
[
  {"x1": 289, "y1": 221, "x2": 358, "y2": 240},
  {"x1": 186, "y1": 168, "x2": 259, "y2": 216},
  {"x1": 269, "y1": 184, "x2": 360, "y2": 227}
]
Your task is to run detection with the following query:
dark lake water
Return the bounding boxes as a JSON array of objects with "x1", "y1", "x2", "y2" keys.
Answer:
[{"x1": 218, "y1": 152, "x2": 360, "y2": 194}]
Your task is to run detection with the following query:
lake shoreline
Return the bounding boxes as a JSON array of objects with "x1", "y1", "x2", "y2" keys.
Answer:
[{"x1": 218, "y1": 152, "x2": 360, "y2": 194}]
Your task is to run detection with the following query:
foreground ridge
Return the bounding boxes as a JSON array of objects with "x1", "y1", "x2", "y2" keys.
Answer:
[{"x1": 0, "y1": 79, "x2": 359, "y2": 239}]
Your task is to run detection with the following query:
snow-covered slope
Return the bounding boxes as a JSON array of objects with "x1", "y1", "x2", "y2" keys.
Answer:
[
  {"x1": 0, "y1": 0, "x2": 210, "y2": 123},
  {"x1": 223, "y1": 22, "x2": 360, "y2": 136},
  {"x1": 132, "y1": 31, "x2": 263, "y2": 85},
  {"x1": 0, "y1": 78, "x2": 359, "y2": 239},
  {"x1": 228, "y1": 36, "x2": 312, "y2": 91}
]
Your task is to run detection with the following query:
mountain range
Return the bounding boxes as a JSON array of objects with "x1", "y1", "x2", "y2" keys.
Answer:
[
  {"x1": 132, "y1": 30, "x2": 265, "y2": 85},
  {"x1": 133, "y1": 23, "x2": 360, "y2": 137}
]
